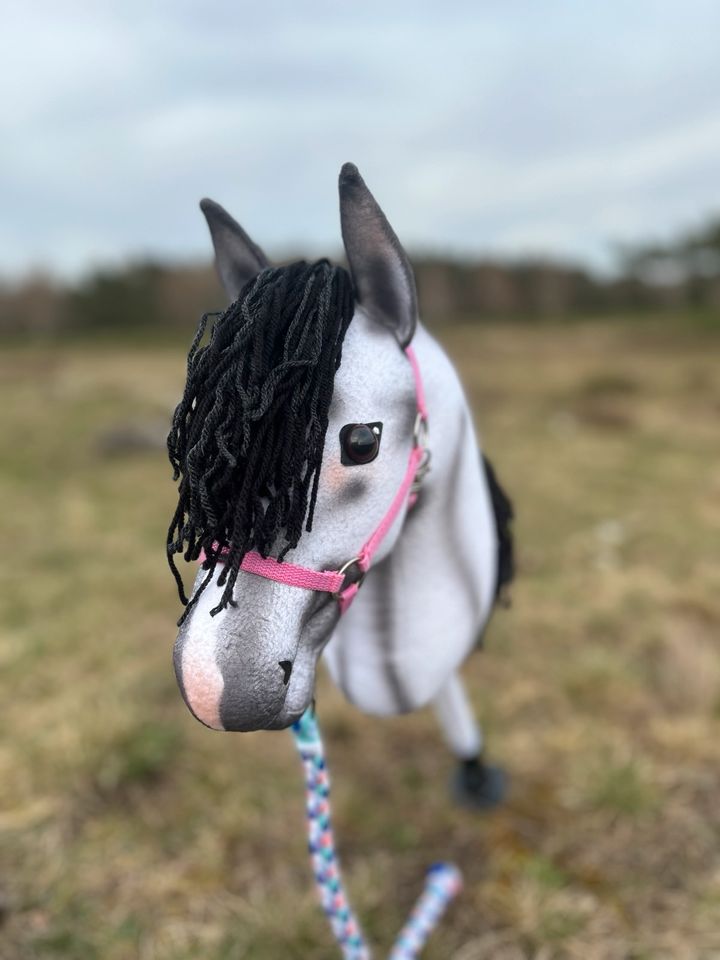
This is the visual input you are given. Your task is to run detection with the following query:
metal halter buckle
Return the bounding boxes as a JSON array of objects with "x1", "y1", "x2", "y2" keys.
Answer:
[
  {"x1": 411, "y1": 448, "x2": 432, "y2": 495},
  {"x1": 333, "y1": 556, "x2": 367, "y2": 598},
  {"x1": 413, "y1": 412, "x2": 429, "y2": 449},
  {"x1": 411, "y1": 413, "x2": 431, "y2": 495}
]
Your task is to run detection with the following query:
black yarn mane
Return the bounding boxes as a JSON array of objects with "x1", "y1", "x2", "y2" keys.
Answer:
[{"x1": 167, "y1": 259, "x2": 355, "y2": 622}]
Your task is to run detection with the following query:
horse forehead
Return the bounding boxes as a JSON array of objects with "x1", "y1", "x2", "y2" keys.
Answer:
[{"x1": 331, "y1": 311, "x2": 412, "y2": 411}]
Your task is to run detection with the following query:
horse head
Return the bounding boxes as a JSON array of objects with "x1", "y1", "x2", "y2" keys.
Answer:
[{"x1": 170, "y1": 164, "x2": 431, "y2": 732}]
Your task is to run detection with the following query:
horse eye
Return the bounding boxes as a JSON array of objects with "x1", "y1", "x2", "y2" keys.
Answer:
[{"x1": 340, "y1": 422, "x2": 382, "y2": 465}]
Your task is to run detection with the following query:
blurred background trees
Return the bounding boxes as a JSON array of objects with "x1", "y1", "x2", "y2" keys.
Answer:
[{"x1": 3, "y1": 215, "x2": 718, "y2": 338}]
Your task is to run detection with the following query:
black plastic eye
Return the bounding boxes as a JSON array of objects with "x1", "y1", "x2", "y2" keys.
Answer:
[{"x1": 340, "y1": 422, "x2": 382, "y2": 465}]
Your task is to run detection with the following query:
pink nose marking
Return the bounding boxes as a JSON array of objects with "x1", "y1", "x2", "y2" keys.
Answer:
[{"x1": 181, "y1": 634, "x2": 224, "y2": 730}]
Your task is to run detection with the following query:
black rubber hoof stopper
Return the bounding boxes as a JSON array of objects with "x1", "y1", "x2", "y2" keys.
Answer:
[{"x1": 452, "y1": 756, "x2": 507, "y2": 810}]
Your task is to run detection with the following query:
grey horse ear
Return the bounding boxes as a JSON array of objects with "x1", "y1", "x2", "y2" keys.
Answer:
[
  {"x1": 200, "y1": 198, "x2": 269, "y2": 303},
  {"x1": 338, "y1": 163, "x2": 418, "y2": 347}
]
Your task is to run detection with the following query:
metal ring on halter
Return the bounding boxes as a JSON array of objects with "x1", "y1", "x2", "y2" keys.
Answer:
[
  {"x1": 333, "y1": 556, "x2": 367, "y2": 598},
  {"x1": 413, "y1": 411, "x2": 429, "y2": 449},
  {"x1": 411, "y1": 448, "x2": 432, "y2": 494}
]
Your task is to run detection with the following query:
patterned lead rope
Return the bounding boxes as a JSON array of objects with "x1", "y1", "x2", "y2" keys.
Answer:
[{"x1": 291, "y1": 708, "x2": 463, "y2": 959}]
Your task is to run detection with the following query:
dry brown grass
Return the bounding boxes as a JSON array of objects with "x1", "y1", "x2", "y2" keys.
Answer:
[{"x1": 1, "y1": 318, "x2": 719, "y2": 959}]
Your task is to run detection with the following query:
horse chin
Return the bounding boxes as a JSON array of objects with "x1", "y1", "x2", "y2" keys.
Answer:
[
  {"x1": 225, "y1": 674, "x2": 314, "y2": 732},
  {"x1": 264, "y1": 702, "x2": 310, "y2": 730}
]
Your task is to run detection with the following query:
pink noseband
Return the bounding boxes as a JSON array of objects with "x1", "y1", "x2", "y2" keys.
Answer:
[{"x1": 204, "y1": 345, "x2": 429, "y2": 615}]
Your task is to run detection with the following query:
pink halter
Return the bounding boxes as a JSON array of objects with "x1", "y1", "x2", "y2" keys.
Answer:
[{"x1": 205, "y1": 344, "x2": 429, "y2": 615}]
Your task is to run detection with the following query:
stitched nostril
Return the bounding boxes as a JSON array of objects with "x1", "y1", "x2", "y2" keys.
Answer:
[{"x1": 278, "y1": 660, "x2": 293, "y2": 685}]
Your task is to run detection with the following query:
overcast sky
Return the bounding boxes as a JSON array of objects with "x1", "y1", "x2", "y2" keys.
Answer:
[{"x1": 3, "y1": 1, "x2": 720, "y2": 279}]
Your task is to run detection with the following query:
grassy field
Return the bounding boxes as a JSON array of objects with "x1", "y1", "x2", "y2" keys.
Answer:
[{"x1": 1, "y1": 318, "x2": 719, "y2": 959}]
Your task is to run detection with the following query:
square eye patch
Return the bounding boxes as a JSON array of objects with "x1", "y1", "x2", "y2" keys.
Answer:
[{"x1": 339, "y1": 422, "x2": 383, "y2": 465}]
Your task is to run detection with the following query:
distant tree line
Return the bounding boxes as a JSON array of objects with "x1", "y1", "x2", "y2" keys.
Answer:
[{"x1": 2, "y1": 217, "x2": 719, "y2": 337}]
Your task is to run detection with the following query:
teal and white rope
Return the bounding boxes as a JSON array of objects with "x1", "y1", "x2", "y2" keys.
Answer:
[
  {"x1": 291, "y1": 708, "x2": 462, "y2": 959},
  {"x1": 292, "y1": 707, "x2": 369, "y2": 958},
  {"x1": 387, "y1": 863, "x2": 462, "y2": 960}
]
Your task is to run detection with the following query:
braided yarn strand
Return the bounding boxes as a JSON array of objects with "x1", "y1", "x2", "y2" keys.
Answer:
[
  {"x1": 387, "y1": 864, "x2": 462, "y2": 959},
  {"x1": 291, "y1": 709, "x2": 463, "y2": 959},
  {"x1": 292, "y1": 709, "x2": 371, "y2": 960}
]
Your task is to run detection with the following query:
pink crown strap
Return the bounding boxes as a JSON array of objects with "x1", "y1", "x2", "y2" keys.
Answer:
[{"x1": 404, "y1": 344, "x2": 427, "y2": 418}]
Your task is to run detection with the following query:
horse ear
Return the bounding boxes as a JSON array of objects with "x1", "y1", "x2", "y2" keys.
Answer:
[
  {"x1": 200, "y1": 198, "x2": 269, "y2": 303},
  {"x1": 338, "y1": 163, "x2": 418, "y2": 347}
]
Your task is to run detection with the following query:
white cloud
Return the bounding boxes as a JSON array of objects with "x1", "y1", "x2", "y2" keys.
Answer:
[{"x1": 1, "y1": 1, "x2": 719, "y2": 277}]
